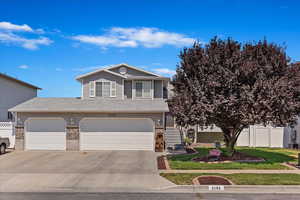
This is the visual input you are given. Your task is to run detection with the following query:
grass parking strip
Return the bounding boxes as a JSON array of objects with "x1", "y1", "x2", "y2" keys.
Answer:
[{"x1": 160, "y1": 173, "x2": 300, "y2": 185}]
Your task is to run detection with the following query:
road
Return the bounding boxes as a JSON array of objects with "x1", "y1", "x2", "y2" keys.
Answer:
[{"x1": 0, "y1": 193, "x2": 300, "y2": 200}]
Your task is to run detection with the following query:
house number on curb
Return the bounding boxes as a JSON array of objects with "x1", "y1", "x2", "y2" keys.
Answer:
[{"x1": 208, "y1": 185, "x2": 224, "y2": 191}]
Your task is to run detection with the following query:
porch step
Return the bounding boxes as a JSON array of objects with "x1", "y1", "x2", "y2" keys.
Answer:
[{"x1": 165, "y1": 127, "x2": 184, "y2": 150}]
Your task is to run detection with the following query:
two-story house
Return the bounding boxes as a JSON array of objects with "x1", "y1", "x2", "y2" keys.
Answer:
[{"x1": 10, "y1": 64, "x2": 170, "y2": 151}]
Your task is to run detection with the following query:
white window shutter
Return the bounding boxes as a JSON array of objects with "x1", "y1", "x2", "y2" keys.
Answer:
[
  {"x1": 89, "y1": 81, "x2": 95, "y2": 97},
  {"x1": 111, "y1": 81, "x2": 116, "y2": 97}
]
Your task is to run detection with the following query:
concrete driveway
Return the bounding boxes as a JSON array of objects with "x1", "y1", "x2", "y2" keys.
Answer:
[{"x1": 0, "y1": 151, "x2": 173, "y2": 192}]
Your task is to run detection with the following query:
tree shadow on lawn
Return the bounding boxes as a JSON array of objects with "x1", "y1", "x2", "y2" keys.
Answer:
[
  {"x1": 237, "y1": 148, "x2": 296, "y2": 164},
  {"x1": 169, "y1": 147, "x2": 296, "y2": 164}
]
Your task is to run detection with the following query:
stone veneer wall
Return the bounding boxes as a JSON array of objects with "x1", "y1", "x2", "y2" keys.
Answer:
[
  {"x1": 155, "y1": 127, "x2": 165, "y2": 152},
  {"x1": 66, "y1": 126, "x2": 79, "y2": 151},
  {"x1": 15, "y1": 126, "x2": 24, "y2": 150}
]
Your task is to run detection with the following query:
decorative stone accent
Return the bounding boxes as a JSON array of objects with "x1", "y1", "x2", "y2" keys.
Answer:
[
  {"x1": 155, "y1": 128, "x2": 164, "y2": 152},
  {"x1": 15, "y1": 126, "x2": 24, "y2": 139},
  {"x1": 66, "y1": 126, "x2": 79, "y2": 151},
  {"x1": 66, "y1": 126, "x2": 79, "y2": 140},
  {"x1": 15, "y1": 126, "x2": 24, "y2": 150}
]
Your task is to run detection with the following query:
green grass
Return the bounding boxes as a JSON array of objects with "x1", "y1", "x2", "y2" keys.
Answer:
[
  {"x1": 160, "y1": 173, "x2": 300, "y2": 185},
  {"x1": 168, "y1": 147, "x2": 299, "y2": 170}
]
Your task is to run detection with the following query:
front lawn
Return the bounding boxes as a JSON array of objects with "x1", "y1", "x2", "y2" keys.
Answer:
[
  {"x1": 168, "y1": 147, "x2": 299, "y2": 170},
  {"x1": 161, "y1": 173, "x2": 300, "y2": 185}
]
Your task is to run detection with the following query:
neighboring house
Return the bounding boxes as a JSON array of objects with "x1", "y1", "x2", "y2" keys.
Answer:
[
  {"x1": 0, "y1": 73, "x2": 40, "y2": 122},
  {"x1": 0, "y1": 73, "x2": 40, "y2": 148},
  {"x1": 10, "y1": 64, "x2": 170, "y2": 151}
]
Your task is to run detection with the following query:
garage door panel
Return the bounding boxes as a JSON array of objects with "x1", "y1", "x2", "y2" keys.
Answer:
[
  {"x1": 81, "y1": 132, "x2": 154, "y2": 150},
  {"x1": 25, "y1": 118, "x2": 66, "y2": 150},
  {"x1": 80, "y1": 118, "x2": 154, "y2": 151}
]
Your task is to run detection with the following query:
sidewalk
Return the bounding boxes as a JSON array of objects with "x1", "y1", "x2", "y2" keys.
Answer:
[
  {"x1": 159, "y1": 169, "x2": 300, "y2": 174},
  {"x1": 158, "y1": 185, "x2": 300, "y2": 194}
]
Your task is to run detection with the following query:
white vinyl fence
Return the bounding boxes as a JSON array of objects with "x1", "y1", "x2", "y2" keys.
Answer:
[
  {"x1": 196, "y1": 124, "x2": 285, "y2": 148},
  {"x1": 0, "y1": 122, "x2": 14, "y2": 148},
  {"x1": 237, "y1": 125, "x2": 284, "y2": 148}
]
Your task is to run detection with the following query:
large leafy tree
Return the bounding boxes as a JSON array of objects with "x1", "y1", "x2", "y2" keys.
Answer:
[{"x1": 169, "y1": 37, "x2": 300, "y2": 154}]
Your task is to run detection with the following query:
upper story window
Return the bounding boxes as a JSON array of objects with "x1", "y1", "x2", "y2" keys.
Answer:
[
  {"x1": 89, "y1": 81, "x2": 116, "y2": 98},
  {"x1": 135, "y1": 80, "x2": 152, "y2": 98}
]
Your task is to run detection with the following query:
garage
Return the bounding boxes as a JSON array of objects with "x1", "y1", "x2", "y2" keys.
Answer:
[
  {"x1": 80, "y1": 118, "x2": 154, "y2": 151},
  {"x1": 25, "y1": 118, "x2": 66, "y2": 150}
]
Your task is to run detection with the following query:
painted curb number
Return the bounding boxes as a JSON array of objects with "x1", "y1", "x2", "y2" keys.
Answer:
[{"x1": 208, "y1": 185, "x2": 224, "y2": 191}]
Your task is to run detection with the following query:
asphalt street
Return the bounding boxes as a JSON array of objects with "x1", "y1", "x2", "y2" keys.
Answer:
[{"x1": 0, "y1": 193, "x2": 299, "y2": 200}]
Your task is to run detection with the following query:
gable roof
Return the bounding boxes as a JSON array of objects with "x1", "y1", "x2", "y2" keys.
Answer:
[
  {"x1": 75, "y1": 63, "x2": 163, "y2": 81},
  {"x1": 0, "y1": 73, "x2": 41, "y2": 90}
]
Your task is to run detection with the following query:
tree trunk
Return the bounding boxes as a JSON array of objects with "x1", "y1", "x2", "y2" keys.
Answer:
[{"x1": 221, "y1": 127, "x2": 243, "y2": 157}]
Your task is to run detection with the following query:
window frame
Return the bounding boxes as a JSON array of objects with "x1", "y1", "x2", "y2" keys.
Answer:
[
  {"x1": 134, "y1": 80, "x2": 153, "y2": 99},
  {"x1": 93, "y1": 80, "x2": 117, "y2": 98}
]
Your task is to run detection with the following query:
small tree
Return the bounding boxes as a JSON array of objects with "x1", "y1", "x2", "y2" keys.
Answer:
[{"x1": 169, "y1": 37, "x2": 300, "y2": 155}]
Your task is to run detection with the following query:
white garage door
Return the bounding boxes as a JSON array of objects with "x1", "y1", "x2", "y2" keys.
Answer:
[
  {"x1": 25, "y1": 118, "x2": 66, "y2": 150},
  {"x1": 80, "y1": 118, "x2": 154, "y2": 151}
]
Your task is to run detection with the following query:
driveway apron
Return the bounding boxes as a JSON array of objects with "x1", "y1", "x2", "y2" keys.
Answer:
[{"x1": 0, "y1": 151, "x2": 174, "y2": 192}]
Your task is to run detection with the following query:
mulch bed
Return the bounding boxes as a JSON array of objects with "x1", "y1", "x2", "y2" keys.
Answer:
[
  {"x1": 192, "y1": 151, "x2": 265, "y2": 163},
  {"x1": 157, "y1": 156, "x2": 167, "y2": 170},
  {"x1": 195, "y1": 176, "x2": 233, "y2": 185}
]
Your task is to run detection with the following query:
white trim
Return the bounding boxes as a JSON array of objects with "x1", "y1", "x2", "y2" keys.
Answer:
[
  {"x1": 95, "y1": 80, "x2": 116, "y2": 98},
  {"x1": 81, "y1": 80, "x2": 83, "y2": 98},
  {"x1": 151, "y1": 80, "x2": 154, "y2": 100},
  {"x1": 161, "y1": 80, "x2": 164, "y2": 99},
  {"x1": 89, "y1": 81, "x2": 95, "y2": 97},
  {"x1": 76, "y1": 67, "x2": 127, "y2": 80},
  {"x1": 106, "y1": 63, "x2": 162, "y2": 77},
  {"x1": 134, "y1": 80, "x2": 153, "y2": 99},
  {"x1": 76, "y1": 63, "x2": 163, "y2": 80},
  {"x1": 122, "y1": 79, "x2": 124, "y2": 100}
]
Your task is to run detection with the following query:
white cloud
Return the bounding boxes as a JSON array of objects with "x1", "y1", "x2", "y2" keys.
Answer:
[
  {"x1": 18, "y1": 64, "x2": 29, "y2": 69},
  {"x1": 72, "y1": 27, "x2": 195, "y2": 48},
  {"x1": 0, "y1": 22, "x2": 33, "y2": 32},
  {"x1": 153, "y1": 68, "x2": 176, "y2": 76},
  {"x1": 0, "y1": 32, "x2": 52, "y2": 50},
  {"x1": 0, "y1": 21, "x2": 51, "y2": 50}
]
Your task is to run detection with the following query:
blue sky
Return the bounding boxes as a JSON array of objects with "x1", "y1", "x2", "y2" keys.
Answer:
[{"x1": 1, "y1": 0, "x2": 300, "y2": 97}]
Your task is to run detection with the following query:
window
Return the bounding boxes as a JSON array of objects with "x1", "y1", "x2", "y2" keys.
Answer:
[
  {"x1": 91, "y1": 81, "x2": 116, "y2": 97},
  {"x1": 7, "y1": 112, "x2": 13, "y2": 120},
  {"x1": 135, "y1": 81, "x2": 152, "y2": 98}
]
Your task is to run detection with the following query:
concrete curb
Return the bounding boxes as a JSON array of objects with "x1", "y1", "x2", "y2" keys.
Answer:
[{"x1": 156, "y1": 185, "x2": 300, "y2": 194}]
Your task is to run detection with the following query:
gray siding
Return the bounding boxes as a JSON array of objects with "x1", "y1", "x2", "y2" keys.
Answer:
[
  {"x1": 109, "y1": 65, "x2": 156, "y2": 77},
  {"x1": 124, "y1": 80, "x2": 132, "y2": 99},
  {"x1": 154, "y1": 80, "x2": 163, "y2": 99},
  {"x1": 0, "y1": 77, "x2": 37, "y2": 121},
  {"x1": 82, "y1": 71, "x2": 123, "y2": 100},
  {"x1": 17, "y1": 112, "x2": 164, "y2": 128},
  {"x1": 81, "y1": 65, "x2": 168, "y2": 100}
]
